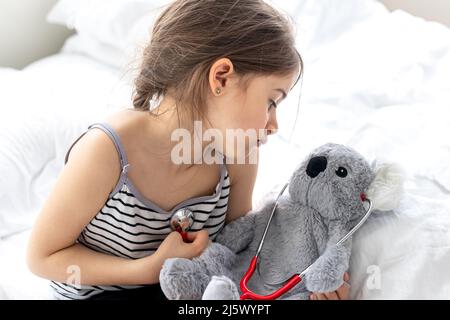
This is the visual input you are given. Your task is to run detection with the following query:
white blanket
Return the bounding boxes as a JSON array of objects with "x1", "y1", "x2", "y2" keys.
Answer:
[{"x1": 1, "y1": 0, "x2": 449, "y2": 299}]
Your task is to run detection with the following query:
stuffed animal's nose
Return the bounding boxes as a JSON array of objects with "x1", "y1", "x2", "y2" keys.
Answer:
[{"x1": 306, "y1": 156, "x2": 327, "y2": 178}]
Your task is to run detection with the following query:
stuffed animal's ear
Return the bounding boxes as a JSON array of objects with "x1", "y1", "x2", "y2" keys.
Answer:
[{"x1": 366, "y1": 161, "x2": 405, "y2": 211}]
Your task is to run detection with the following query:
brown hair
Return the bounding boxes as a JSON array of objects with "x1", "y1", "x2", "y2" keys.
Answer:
[{"x1": 132, "y1": 0, "x2": 303, "y2": 122}]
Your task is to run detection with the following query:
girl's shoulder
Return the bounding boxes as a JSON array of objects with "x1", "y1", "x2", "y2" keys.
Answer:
[
  {"x1": 65, "y1": 121, "x2": 123, "y2": 194},
  {"x1": 103, "y1": 108, "x2": 147, "y2": 141},
  {"x1": 64, "y1": 109, "x2": 141, "y2": 195},
  {"x1": 67, "y1": 109, "x2": 140, "y2": 168}
]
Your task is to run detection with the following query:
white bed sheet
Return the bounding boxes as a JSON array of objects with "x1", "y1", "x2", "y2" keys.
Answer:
[
  {"x1": 0, "y1": 53, "x2": 130, "y2": 299},
  {"x1": 1, "y1": 0, "x2": 450, "y2": 299},
  {"x1": 0, "y1": 53, "x2": 131, "y2": 238}
]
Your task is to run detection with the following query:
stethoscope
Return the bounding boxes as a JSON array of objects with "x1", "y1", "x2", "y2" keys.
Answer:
[
  {"x1": 239, "y1": 182, "x2": 374, "y2": 300},
  {"x1": 169, "y1": 182, "x2": 374, "y2": 300},
  {"x1": 170, "y1": 208, "x2": 195, "y2": 242}
]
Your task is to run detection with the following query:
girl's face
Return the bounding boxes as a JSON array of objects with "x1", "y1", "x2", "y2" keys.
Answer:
[{"x1": 205, "y1": 67, "x2": 299, "y2": 161}]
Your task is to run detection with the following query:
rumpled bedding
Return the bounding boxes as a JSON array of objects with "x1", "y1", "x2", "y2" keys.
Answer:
[{"x1": 1, "y1": 0, "x2": 449, "y2": 299}]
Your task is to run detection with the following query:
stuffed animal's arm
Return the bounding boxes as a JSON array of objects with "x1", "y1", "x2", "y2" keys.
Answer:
[
  {"x1": 214, "y1": 211, "x2": 257, "y2": 253},
  {"x1": 215, "y1": 198, "x2": 276, "y2": 253},
  {"x1": 305, "y1": 221, "x2": 352, "y2": 293}
]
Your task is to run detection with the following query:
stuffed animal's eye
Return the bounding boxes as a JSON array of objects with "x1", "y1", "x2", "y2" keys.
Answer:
[{"x1": 335, "y1": 167, "x2": 348, "y2": 178}]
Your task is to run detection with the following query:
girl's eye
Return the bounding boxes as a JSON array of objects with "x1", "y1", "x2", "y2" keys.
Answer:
[{"x1": 268, "y1": 100, "x2": 277, "y2": 110}]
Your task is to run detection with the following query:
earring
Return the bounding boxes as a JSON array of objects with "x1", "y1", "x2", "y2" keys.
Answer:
[{"x1": 215, "y1": 87, "x2": 222, "y2": 95}]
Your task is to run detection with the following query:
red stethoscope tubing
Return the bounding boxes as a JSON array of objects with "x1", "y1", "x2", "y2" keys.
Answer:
[
  {"x1": 240, "y1": 256, "x2": 302, "y2": 300},
  {"x1": 239, "y1": 184, "x2": 372, "y2": 300}
]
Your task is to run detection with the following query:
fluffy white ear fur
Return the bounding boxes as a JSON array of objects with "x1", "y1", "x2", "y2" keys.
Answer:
[{"x1": 366, "y1": 160, "x2": 405, "y2": 211}]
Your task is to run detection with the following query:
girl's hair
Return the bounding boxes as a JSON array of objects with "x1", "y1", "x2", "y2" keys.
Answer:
[{"x1": 132, "y1": 0, "x2": 303, "y2": 121}]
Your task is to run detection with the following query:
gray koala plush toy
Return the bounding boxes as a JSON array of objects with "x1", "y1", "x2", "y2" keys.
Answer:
[{"x1": 159, "y1": 143, "x2": 403, "y2": 300}]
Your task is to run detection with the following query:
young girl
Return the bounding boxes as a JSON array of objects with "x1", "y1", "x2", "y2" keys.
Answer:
[{"x1": 27, "y1": 0, "x2": 349, "y2": 300}]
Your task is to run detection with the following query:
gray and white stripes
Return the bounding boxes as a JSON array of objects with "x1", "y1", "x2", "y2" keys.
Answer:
[{"x1": 50, "y1": 122, "x2": 230, "y2": 300}]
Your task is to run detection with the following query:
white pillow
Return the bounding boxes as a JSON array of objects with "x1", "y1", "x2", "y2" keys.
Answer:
[
  {"x1": 0, "y1": 85, "x2": 89, "y2": 238},
  {"x1": 0, "y1": 54, "x2": 127, "y2": 239},
  {"x1": 60, "y1": 34, "x2": 128, "y2": 69},
  {"x1": 47, "y1": 0, "x2": 170, "y2": 48},
  {"x1": 268, "y1": 0, "x2": 388, "y2": 52},
  {"x1": 47, "y1": 0, "x2": 171, "y2": 68},
  {"x1": 47, "y1": 0, "x2": 387, "y2": 69}
]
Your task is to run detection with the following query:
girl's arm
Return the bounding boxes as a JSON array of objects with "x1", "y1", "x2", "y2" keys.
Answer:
[
  {"x1": 214, "y1": 150, "x2": 258, "y2": 252},
  {"x1": 26, "y1": 129, "x2": 208, "y2": 286},
  {"x1": 224, "y1": 149, "x2": 259, "y2": 223}
]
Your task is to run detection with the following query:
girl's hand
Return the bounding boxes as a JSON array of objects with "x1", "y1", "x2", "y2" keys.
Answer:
[
  {"x1": 155, "y1": 230, "x2": 210, "y2": 262},
  {"x1": 309, "y1": 272, "x2": 350, "y2": 300}
]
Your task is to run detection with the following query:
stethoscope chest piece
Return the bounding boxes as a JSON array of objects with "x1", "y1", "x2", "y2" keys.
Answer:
[{"x1": 170, "y1": 208, "x2": 194, "y2": 234}]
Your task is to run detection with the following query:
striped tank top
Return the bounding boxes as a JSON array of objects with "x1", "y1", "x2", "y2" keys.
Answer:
[{"x1": 50, "y1": 123, "x2": 230, "y2": 300}]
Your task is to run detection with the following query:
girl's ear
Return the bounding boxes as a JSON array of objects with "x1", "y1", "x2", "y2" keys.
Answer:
[
  {"x1": 208, "y1": 58, "x2": 234, "y2": 95},
  {"x1": 366, "y1": 161, "x2": 405, "y2": 211}
]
